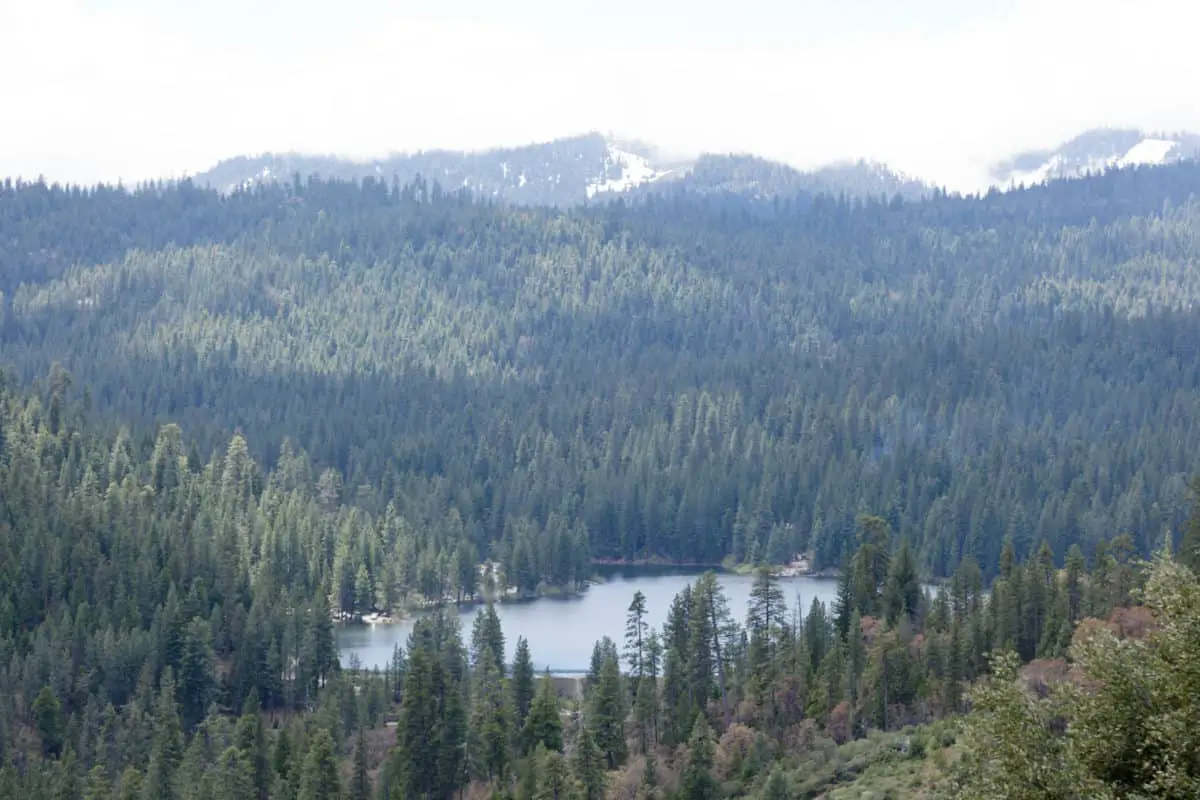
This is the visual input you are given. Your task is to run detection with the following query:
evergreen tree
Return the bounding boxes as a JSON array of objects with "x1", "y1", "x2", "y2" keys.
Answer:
[
  {"x1": 624, "y1": 590, "x2": 649, "y2": 689},
  {"x1": 349, "y1": 726, "x2": 371, "y2": 800},
  {"x1": 883, "y1": 538, "x2": 921, "y2": 625},
  {"x1": 1180, "y1": 477, "x2": 1200, "y2": 573},
  {"x1": 511, "y1": 636, "x2": 536, "y2": 730},
  {"x1": 527, "y1": 745, "x2": 566, "y2": 800},
  {"x1": 679, "y1": 715, "x2": 719, "y2": 800},
  {"x1": 83, "y1": 765, "x2": 112, "y2": 800},
  {"x1": 759, "y1": 767, "x2": 789, "y2": 800},
  {"x1": 471, "y1": 604, "x2": 506, "y2": 677},
  {"x1": 235, "y1": 691, "x2": 269, "y2": 800},
  {"x1": 747, "y1": 567, "x2": 786, "y2": 715},
  {"x1": 586, "y1": 652, "x2": 626, "y2": 769},
  {"x1": 469, "y1": 645, "x2": 513, "y2": 782},
  {"x1": 522, "y1": 671, "x2": 563, "y2": 754},
  {"x1": 32, "y1": 686, "x2": 65, "y2": 758},
  {"x1": 298, "y1": 728, "x2": 342, "y2": 800},
  {"x1": 569, "y1": 723, "x2": 607, "y2": 800}
]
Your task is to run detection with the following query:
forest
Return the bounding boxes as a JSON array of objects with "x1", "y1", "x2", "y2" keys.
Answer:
[
  {"x1": 2, "y1": 159, "x2": 1200, "y2": 796},
  {"x1": 0, "y1": 382, "x2": 1197, "y2": 797},
  {"x1": 4, "y1": 163, "x2": 1200, "y2": 588}
]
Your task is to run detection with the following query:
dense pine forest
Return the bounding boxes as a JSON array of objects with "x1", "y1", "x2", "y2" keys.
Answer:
[
  {"x1": 5, "y1": 164, "x2": 1200, "y2": 582},
  {"x1": 2, "y1": 160, "x2": 1200, "y2": 797}
]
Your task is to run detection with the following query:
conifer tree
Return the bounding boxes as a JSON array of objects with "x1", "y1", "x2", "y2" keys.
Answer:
[
  {"x1": 533, "y1": 746, "x2": 571, "y2": 800},
  {"x1": 349, "y1": 726, "x2": 371, "y2": 800},
  {"x1": 471, "y1": 604, "x2": 506, "y2": 676},
  {"x1": 759, "y1": 767, "x2": 789, "y2": 800},
  {"x1": 883, "y1": 538, "x2": 921, "y2": 625},
  {"x1": 679, "y1": 715, "x2": 719, "y2": 800},
  {"x1": 570, "y1": 723, "x2": 607, "y2": 800},
  {"x1": 83, "y1": 764, "x2": 112, "y2": 800},
  {"x1": 297, "y1": 728, "x2": 342, "y2": 800},
  {"x1": 32, "y1": 686, "x2": 65, "y2": 758},
  {"x1": 511, "y1": 636, "x2": 536, "y2": 730},
  {"x1": 469, "y1": 645, "x2": 513, "y2": 782},
  {"x1": 624, "y1": 590, "x2": 649, "y2": 691},
  {"x1": 235, "y1": 690, "x2": 269, "y2": 800},
  {"x1": 586, "y1": 652, "x2": 626, "y2": 769},
  {"x1": 522, "y1": 671, "x2": 563, "y2": 754}
]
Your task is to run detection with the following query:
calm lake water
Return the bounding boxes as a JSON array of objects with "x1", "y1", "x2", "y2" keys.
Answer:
[{"x1": 337, "y1": 566, "x2": 843, "y2": 673}]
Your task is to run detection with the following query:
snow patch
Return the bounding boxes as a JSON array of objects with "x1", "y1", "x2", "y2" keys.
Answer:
[
  {"x1": 1118, "y1": 138, "x2": 1176, "y2": 166},
  {"x1": 1007, "y1": 155, "x2": 1061, "y2": 188},
  {"x1": 586, "y1": 144, "x2": 666, "y2": 198}
]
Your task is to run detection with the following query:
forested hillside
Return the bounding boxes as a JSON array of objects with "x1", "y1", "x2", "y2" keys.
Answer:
[
  {"x1": 2, "y1": 380, "x2": 1197, "y2": 798},
  {"x1": 4, "y1": 164, "x2": 1200, "y2": 583},
  {"x1": 4, "y1": 157, "x2": 1200, "y2": 799}
]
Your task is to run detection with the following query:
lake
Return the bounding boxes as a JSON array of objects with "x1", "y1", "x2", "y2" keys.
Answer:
[{"x1": 336, "y1": 566, "x2": 843, "y2": 673}]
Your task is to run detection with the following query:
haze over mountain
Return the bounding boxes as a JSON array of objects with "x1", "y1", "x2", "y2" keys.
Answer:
[
  {"x1": 6, "y1": 0, "x2": 1200, "y2": 191},
  {"x1": 991, "y1": 128, "x2": 1200, "y2": 188},
  {"x1": 192, "y1": 126, "x2": 1200, "y2": 205},
  {"x1": 192, "y1": 133, "x2": 931, "y2": 205}
]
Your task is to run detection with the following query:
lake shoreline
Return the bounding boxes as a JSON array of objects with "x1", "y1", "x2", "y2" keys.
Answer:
[{"x1": 338, "y1": 559, "x2": 842, "y2": 626}]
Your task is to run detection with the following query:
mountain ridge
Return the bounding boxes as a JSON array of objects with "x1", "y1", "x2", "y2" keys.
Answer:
[
  {"x1": 991, "y1": 127, "x2": 1200, "y2": 188},
  {"x1": 190, "y1": 133, "x2": 931, "y2": 205}
]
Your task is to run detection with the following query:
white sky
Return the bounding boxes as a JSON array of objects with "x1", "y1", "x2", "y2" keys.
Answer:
[{"x1": 1, "y1": 0, "x2": 1198, "y2": 191}]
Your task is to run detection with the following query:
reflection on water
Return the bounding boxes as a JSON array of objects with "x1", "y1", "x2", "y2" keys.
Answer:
[{"x1": 337, "y1": 566, "x2": 842, "y2": 673}]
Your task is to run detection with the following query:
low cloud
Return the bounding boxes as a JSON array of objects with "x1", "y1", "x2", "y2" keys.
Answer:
[{"x1": 1, "y1": 0, "x2": 1197, "y2": 191}]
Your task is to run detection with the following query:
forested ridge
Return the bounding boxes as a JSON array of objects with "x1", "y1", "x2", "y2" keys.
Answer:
[
  {"x1": 4, "y1": 165, "x2": 1200, "y2": 579},
  {"x1": 3, "y1": 160, "x2": 1200, "y2": 797},
  {"x1": 1, "y1": 379, "x2": 1198, "y2": 797}
]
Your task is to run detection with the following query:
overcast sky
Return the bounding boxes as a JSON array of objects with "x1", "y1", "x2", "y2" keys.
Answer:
[{"x1": 2, "y1": 0, "x2": 1198, "y2": 191}]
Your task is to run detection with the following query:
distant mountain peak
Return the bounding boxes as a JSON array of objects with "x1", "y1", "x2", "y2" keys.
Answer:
[
  {"x1": 191, "y1": 134, "x2": 929, "y2": 206},
  {"x1": 991, "y1": 127, "x2": 1200, "y2": 188}
]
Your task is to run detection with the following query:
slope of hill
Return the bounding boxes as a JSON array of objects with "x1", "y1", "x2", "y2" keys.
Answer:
[
  {"x1": 191, "y1": 134, "x2": 927, "y2": 204},
  {"x1": 991, "y1": 127, "x2": 1200, "y2": 187},
  {"x1": 3, "y1": 162, "x2": 1200, "y2": 578}
]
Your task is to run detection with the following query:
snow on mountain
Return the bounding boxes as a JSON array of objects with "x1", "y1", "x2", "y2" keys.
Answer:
[
  {"x1": 1117, "y1": 138, "x2": 1177, "y2": 166},
  {"x1": 586, "y1": 144, "x2": 669, "y2": 198},
  {"x1": 193, "y1": 133, "x2": 928, "y2": 205},
  {"x1": 992, "y1": 129, "x2": 1200, "y2": 189}
]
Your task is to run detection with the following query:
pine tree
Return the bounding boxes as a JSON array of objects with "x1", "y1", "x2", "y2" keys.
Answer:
[
  {"x1": 349, "y1": 726, "x2": 371, "y2": 800},
  {"x1": 272, "y1": 727, "x2": 294, "y2": 799},
  {"x1": 522, "y1": 670, "x2": 563, "y2": 754},
  {"x1": 570, "y1": 723, "x2": 607, "y2": 800},
  {"x1": 883, "y1": 538, "x2": 921, "y2": 625},
  {"x1": 759, "y1": 767, "x2": 789, "y2": 800},
  {"x1": 624, "y1": 590, "x2": 649, "y2": 690},
  {"x1": 587, "y1": 651, "x2": 627, "y2": 769},
  {"x1": 235, "y1": 690, "x2": 269, "y2": 800},
  {"x1": 471, "y1": 603, "x2": 506, "y2": 676},
  {"x1": 746, "y1": 567, "x2": 785, "y2": 722},
  {"x1": 83, "y1": 765, "x2": 112, "y2": 800},
  {"x1": 833, "y1": 552, "x2": 855, "y2": 639},
  {"x1": 298, "y1": 728, "x2": 342, "y2": 800},
  {"x1": 511, "y1": 636, "x2": 536, "y2": 730},
  {"x1": 1180, "y1": 477, "x2": 1200, "y2": 573},
  {"x1": 115, "y1": 768, "x2": 142, "y2": 800},
  {"x1": 394, "y1": 645, "x2": 435, "y2": 797},
  {"x1": 32, "y1": 686, "x2": 65, "y2": 758},
  {"x1": 679, "y1": 715, "x2": 719, "y2": 800},
  {"x1": 469, "y1": 645, "x2": 513, "y2": 783},
  {"x1": 142, "y1": 671, "x2": 183, "y2": 800},
  {"x1": 212, "y1": 746, "x2": 255, "y2": 800},
  {"x1": 533, "y1": 746, "x2": 572, "y2": 800}
]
